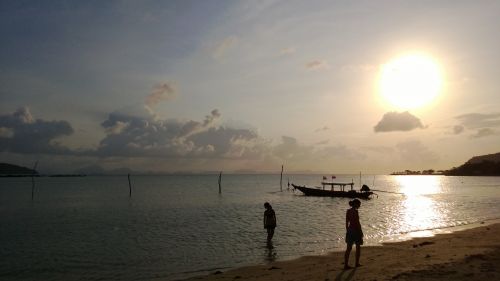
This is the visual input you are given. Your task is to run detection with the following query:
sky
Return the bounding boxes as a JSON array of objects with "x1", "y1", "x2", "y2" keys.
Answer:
[{"x1": 1, "y1": 0, "x2": 500, "y2": 174}]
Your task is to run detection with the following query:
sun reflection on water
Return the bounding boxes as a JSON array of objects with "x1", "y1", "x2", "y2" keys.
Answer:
[{"x1": 395, "y1": 176, "x2": 448, "y2": 233}]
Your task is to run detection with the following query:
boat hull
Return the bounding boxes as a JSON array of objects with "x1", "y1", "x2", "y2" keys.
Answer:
[{"x1": 292, "y1": 184, "x2": 373, "y2": 200}]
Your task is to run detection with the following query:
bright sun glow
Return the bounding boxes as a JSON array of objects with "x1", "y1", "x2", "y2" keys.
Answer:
[{"x1": 379, "y1": 54, "x2": 443, "y2": 110}]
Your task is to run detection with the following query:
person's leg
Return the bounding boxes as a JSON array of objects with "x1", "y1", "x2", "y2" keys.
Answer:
[
  {"x1": 344, "y1": 243, "x2": 353, "y2": 269},
  {"x1": 267, "y1": 228, "x2": 275, "y2": 242},
  {"x1": 355, "y1": 243, "x2": 361, "y2": 266}
]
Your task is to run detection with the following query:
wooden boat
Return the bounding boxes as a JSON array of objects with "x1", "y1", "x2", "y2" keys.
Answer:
[{"x1": 291, "y1": 182, "x2": 373, "y2": 200}]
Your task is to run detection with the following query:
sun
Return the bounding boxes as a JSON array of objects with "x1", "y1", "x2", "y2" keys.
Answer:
[{"x1": 379, "y1": 54, "x2": 443, "y2": 110}]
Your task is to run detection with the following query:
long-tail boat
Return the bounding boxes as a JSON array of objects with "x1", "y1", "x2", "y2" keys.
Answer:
[{"x1": 291, "y1": 181, "x2": 373, "y2": 200}]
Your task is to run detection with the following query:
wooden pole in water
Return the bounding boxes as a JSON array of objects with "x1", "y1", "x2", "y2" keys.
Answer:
[
  {"x1": 128, "y1": 173, "x2": 132, "y2": 197},
  {"x1": 31, "y1": 161, "x2": 38, "y2": 200},
  {"x1": 218, "y1": 171, "x2": 222, "y2": 194},
  {"x1": 280, "y1": 165, "x2": 283, "y2": 192}
]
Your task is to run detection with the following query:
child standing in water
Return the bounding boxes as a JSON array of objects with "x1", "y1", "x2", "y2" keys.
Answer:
[
  {"x1": 344, "y1": 199, "x2": 363, "y2": 269},
  {"x1": 263, "y1": 202, "x2": 276, "y2": 244}
]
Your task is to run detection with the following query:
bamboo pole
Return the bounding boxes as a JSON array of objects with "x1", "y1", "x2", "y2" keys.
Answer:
[
  {"x1": 280, "y1": 165, "x2": 283, "y2": 192},
  {"x1": 128, "y1": 173, "x2": 132, "y2": 197},
  {"x1": 218, "y1": 171, "x2": 222, "y2": 194},
  {"x1": 31, "y1": 161, "x2": 38, "y2": 200}
]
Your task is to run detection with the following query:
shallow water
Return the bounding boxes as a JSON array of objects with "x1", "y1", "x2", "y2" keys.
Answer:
[{"x1": 1, "y1": 175, "x2": 499, "y2": 280}]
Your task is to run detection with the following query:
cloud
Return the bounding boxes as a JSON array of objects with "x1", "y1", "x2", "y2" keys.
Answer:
[
  {"x1": 305, "y1": 60, "x2": 330, "y2": 71},
  {"x1": 0, "y1": 107, "x2": 74, "y2": 154},
  {"x1": 279, "y1": 47, "x2": 296, "y2": 56},
  {"x1": 396, "y1": 140, "x2": 439, "y2": 164},
  {"x1": 341, "y1": 64, "x2": 376, "y2": 73},
  {"x1": 272, "y1": 136, "x2": 365, "y2": 162},
  {"x1": 145, "y1": 82, "x2": 177, "y2": 108},
  {"x1": 471, "y1": 128, "x2": 495, "y2": 138},
  {"x1": 374, "y1": 111, "x2": 425, "y2": 132},
  {"x1": 315, "y1": 126, "x2": 329, "y2": 132},
  {"x1": 452, "y1": 112, "x2": 500, "y2": 137},
  {"x1": 363, "y1": 146, "x2": 395, "y2": 154},
  {"x1": 316, "y1": 139, "x2": 329, "y2": 145},
  {"x1": 453, "y1": 125, "x2": 464, "y2": 135},
  {"x1": 95, "y1": 108, "x2": 265, "y2": 159},
  {"x1": 212, "y1": 36, "x2": 238, "y2": 59},
  {"x1": 455, "y1": 112, "x2": 500, "y2": 129}
]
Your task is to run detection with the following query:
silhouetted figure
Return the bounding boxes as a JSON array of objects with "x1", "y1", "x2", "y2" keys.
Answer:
[
  {"x1": 344, "y1": 199, "x2": 363, "y2": 269},
  {"x1": 263, "y1": 202, "x2": 276, "y2": 244}
]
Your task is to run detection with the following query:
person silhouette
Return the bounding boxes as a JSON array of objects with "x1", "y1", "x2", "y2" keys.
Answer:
[
  {"x1": 344, "y1": 199, "x2": 363, "y2": 269},
  {"x1": 263, "y1": 202, "x2": 276, "y2": 244}
]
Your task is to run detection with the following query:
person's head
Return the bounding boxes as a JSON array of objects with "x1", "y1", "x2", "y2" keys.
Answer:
[
  {"x1": 349, "y1": 199, "x2": 361, "y2": 209},
  {"x1": 264, "y1": 202, "x2": 271, "y2": 209}
]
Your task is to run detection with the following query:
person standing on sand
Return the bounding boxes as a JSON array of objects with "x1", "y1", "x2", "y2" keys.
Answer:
[
  {"x1": 263, "y1": 202, "x2": 276, "y2": 243},
  {"x1": 344, "y1": 199, "x2": 363, "y2": 269}
]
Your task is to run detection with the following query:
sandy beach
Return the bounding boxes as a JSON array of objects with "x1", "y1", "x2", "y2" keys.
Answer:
[{"x1": 184, "y1": 222, "x2": 500, "y2": 281}]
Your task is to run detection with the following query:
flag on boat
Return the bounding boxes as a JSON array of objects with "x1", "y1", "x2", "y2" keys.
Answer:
[{"x1": 332, "y1": 175, "x2": 336, "y2": 179}]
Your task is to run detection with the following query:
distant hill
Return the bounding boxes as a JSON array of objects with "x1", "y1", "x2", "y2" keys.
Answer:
[
  {"x1": 466, "y1": 152, "x2": 500, "y2": 164},
  {"x1": 0, "y1": 163, "x2": 38, "y2": 176},
  {"x1": 444, "y1": 152, "x2": 500, "y2": 176}
]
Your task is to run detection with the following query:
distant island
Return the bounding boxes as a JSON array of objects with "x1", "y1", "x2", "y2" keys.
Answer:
[
  {"x1": 0, "y1": 163, "x2": 85, "y2": 177},
  {"x1": 0, "y1": 163, "x2": 38, "y2": 176},
  {"x1": 391, "y1": 152, "x2": 500, "y2": 176}
]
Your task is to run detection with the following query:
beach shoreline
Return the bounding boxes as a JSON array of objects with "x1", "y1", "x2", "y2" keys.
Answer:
[{"x1": 181, "y1": 221, "x2": 500, "y2": 281}]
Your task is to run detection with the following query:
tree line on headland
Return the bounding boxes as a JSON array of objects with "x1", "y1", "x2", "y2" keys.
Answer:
[{"x1": 391, "y1": 152, "x2": 500, "y2": 176}]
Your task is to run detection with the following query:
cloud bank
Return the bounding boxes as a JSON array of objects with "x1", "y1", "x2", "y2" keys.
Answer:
[
  {"x1": 0, "y1": 107, "x2": 74, "y2": 154},
  {"x1": 374, "y1": 111, "x2": 424, "y2": 132},
  {"x1": 96, "y1": 109, "x2": 265, "y2": 159},
  {"x1": 454, "y1": 112, "x2": 500, "y2": 138},
  {"x1": 0, "y1": 105, "x2": 369, "y2": 173}
]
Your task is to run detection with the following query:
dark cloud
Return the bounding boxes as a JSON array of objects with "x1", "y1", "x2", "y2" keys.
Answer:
[
  {"x1": 471, "y1": 128, "x2": 495, "y2": 139},
  {"x1": 95, "y1": 109, "x2": 263, "y2": 158},
  {"x1": 374, "y1": 111, "x2": 424, "y2": 132},
  {"x1": 0, "y1": 107, "x2": 74, "y2": 154},
  {"x1": 273, "y1": 136, "x2": 314, "y2": 161},
  {"x1": 305, "y1": 60, "x2": 329, "y2": 70},
  {"x1": 455, "y1": 113, "x2": 500, "y2": 129}
]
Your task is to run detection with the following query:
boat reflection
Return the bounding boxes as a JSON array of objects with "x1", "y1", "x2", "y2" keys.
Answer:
[{"x1": 395, "y1": 176, "x2": 448, "y2": 233}]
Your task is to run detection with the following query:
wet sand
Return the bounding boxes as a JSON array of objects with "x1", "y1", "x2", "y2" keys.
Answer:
[{"x1": 183, "y1": 222, "x2": 500, "y2": 281}]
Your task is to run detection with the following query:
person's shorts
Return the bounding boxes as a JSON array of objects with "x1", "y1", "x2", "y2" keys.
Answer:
[{"x1": 345, "y1": 229, "x2": 363, "y2": 245}]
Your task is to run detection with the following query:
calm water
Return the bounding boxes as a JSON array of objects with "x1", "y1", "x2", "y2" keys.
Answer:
[{"x1": 1, "y1": 175, "x2": 499, "y2": 280}]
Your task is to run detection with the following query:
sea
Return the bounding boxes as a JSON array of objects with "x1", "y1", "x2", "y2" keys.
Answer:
[{"x1": 1, "y1": 174, "x2": 499, "y2": 281}]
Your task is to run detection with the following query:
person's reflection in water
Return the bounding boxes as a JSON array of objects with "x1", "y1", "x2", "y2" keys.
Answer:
[{"x1": 265, "y1": 241, "x2": 277, "y2": 262}]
